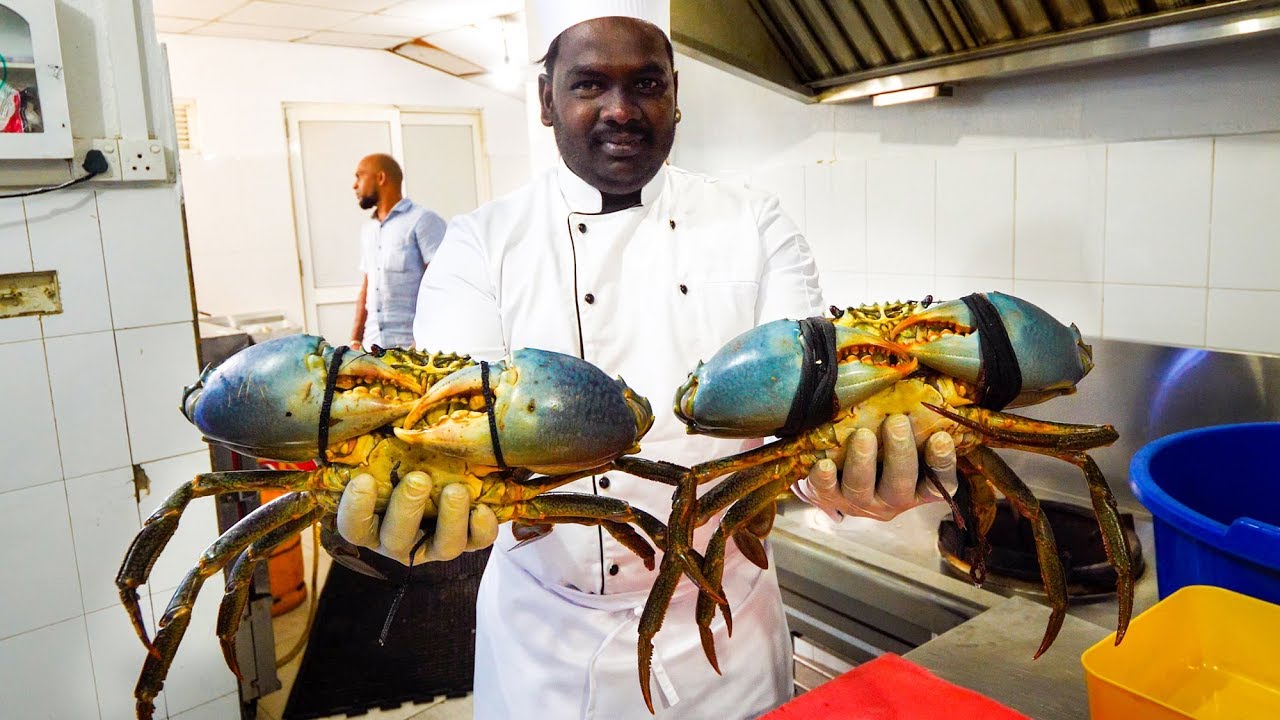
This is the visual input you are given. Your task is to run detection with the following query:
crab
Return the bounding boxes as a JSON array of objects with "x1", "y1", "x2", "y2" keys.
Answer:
[
  {"x1": 635, "y1": 292, "x2": 1129, "y2": 712},
  {"x1": 116, "y1": 335, "x2": 692, "y2": 720}
]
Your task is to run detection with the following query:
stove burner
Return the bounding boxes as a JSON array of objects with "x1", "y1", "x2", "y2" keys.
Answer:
[{"x1": 937, "y1": 498, "x2": 1145, "y2": 599}]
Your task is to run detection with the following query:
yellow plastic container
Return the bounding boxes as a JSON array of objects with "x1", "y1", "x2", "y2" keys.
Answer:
[{"x1": 1081, "y1": 585, "x2": 1280, "y2": 719}]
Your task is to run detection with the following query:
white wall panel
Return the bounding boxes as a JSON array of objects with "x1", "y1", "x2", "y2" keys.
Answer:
[
  {"x1": 749, "y1": 165, "x2": 807, "y2": 235},
  {"x1": 868, "y1": 273, "x2": 935, "y2": 304},
  {"x1": 99, "y1": 187, "x2": 195, "y2": 329},
  {"x1": 171, "y1": 693, "x2": 240, "y2": 720},
  {"x1": 936, "y1": 151, "x2": 1014, "y2": 280},
  {"x1": 26, "y1": 190, "x2": 113, "y2": 338},
  {"x1": 0, "y1": 618, "x2": 99, "y2": 719},
  {"x1": 1209, "y1": 134, "x2": 1280, "y2": 292},
  {"x1": 1015, "y1": 146, "x2": 1107, "y2": 283},
  {"x1": 0, "y1": 340, "x2": 62, "y2": 493},
  {"x1": 116, "y1": 322, "x2": 205, "y2": 464},
  {"x1": 1103, "y1": 284, "x2": 1207, "y2": 347},
  {"x1": 67, "y1": 468, "x2": 142, "y2": 613},
  {"x1": 0, "y1": 198, "x2": 40, "y2": 345},
  {"x1": 1012, "y1": 280, "x2": 1104, "y2": 337},
  {"x1": 45, "y1": 331, "x2": 132, "y2": 479},
  {"x1": 1207, "y1": 289, "x2": 1280, "y2": 355},
  {"x1": 87, "y1": 603, "x2": 160, "y2": 720},
  {"x1": 804, "y1": 162, "x2": 866, "y2": 275},
  {"x1": 819, "y1": 270, "x2": 867, "y2": 309},
  {"x1": 866, "y1": 156, "x2": 935, "y2": 275},
  {"x1": 139, "y1": 451, "x2": 217, "y2": 596},
  {"x1": 0, "y1": 483, "x2": 84, "y2": 638},
  {"x1": 1104, "y1": 139, "x2": 1213, "y2": 287},
  {"x1": 933, "y1": 276, "x2": 1014, "y2": 301}
]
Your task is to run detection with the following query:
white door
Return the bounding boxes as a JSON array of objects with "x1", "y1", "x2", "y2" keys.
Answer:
[{"x1": 285, "y1": 104, "x2": 488, "y2": 344}]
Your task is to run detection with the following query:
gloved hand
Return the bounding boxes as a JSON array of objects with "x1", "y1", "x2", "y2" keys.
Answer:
[
  {"x1": 794, "y1": 413, "x2": 958, "y2": 522},
  {"x1": 335, "y1": 471, "x2": 499, "y2": 565}
]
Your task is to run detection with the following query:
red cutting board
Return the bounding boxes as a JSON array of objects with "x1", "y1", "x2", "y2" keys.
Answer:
[{"x1": 764, "y1": 654, "x2": 1030, "y2": 719}]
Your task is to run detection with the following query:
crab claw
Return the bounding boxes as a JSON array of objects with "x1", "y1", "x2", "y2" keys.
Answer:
[
  {"x1": 183, "y1": 335, "x2": 423, "y2": 461},
  {"x1": 394, "y1": 349, "x2": 654, "y2": 474},
  {"x1": 673, "y1": 319, "x2": 917, "y2": 438},
  {"x1": 889, "y1": 292, "x2": 1093, "y2": 406}
]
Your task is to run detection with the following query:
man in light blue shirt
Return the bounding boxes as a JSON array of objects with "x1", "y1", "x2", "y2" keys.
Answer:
[{"x1": 350, "y1": 154, "x2": 447, "y2": 349}]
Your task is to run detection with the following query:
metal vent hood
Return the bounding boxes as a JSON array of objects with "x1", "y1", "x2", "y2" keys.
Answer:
[{"x1": 672, "y1": 0, "x2": 1280, "y2": 103}]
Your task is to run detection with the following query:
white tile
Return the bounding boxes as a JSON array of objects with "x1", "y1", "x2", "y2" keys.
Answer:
[
  {"x1": 223, "y1": 2, "x2": 361, "y2": 30},
  {"x1": 866, "y1": 156, "x2": 935, "y2": 274},
  {"x1": 299, "y1": 31, "x2": 409, "y2": 49},
  {"x1": 116, "y1": 323, "x2": 206, "y2": 464},
  {"x1": 155, "y1": 16, "x2": 207, "y2": 33},
  {"x1": 804, "y1": 161, "x2": 866, "y2": 273},
  {"x1": 0, "y1": 483, "x2": 84, "y2": 638},
  {"x1": 97, "y1": 187, "x2": 196, "y2": 330},
  {"x1": 933, "y1": 275, "x2": 1015, "y2": 303},
  {"x1": 188, "y1": 22, "x2": 310, "y2": 41},
  {"x1": 25, "y1": 190, "x2": 114, "y2": 337},
  {"x1": 86, "y1": 604, "x2": 162, "y2": 720},
  {"x1": 67, "y1": 468, "x2": 142, "y2": 613},
  {"x1": 1102, "y1": 284, "x2": 1206, "y2": 347},
  {"x1": 0, "y1": 618, "x2": 99, "y2": 720},
  {"x1": 1207, "y1": 289, "x2": 1280, "y2": 355},
  {"x1": 0, "y1": 340, "x2": 62, "y2": 493},
  {"x1": 153, "y1": 0, "x2": 246, "y2": 20},
  {"x1": 867, "y1": 273, "x2": 935, "y2": 304},
  {"x1": 1104, "y1": 139, "x2": 1212, "y2": 286},
  {"x1": 172, "y1": 692, "x2": 240, "y2": 720},
  {"x1": 819, "y1": 270, "x2": 867, "y2": 311},
  {"x1": 140, "y1": 451, "x2": 216, "y2": 595},
  {"x1": 936, "y1": 151, "x2": 1014, "y2": 278},
  {"x1": 1011, "y1": 280, "x2": 1103, "y2": 337},
  {"x1": 1015, "y1": 145, "x2": 1106, "y2": 282},
  {"x1": 1210, "y1": 133, "x2": 1280, "y2": 291},
  {"x1": 152, "y1": 571, "x2": 238, "y2": 715},
  {"x1": 749, "y1": 165, "x2": 807, "y2": 235},
  {"x1": 46, "y1": 332, "x2": 133, "y2": 479},
  {"x1": 0, "y1": 198, "x2": 40, "y2": 344}
]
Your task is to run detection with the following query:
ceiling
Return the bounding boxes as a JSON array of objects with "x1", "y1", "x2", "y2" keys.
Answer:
[{"x1": 153, "y1": 0, "x2": 529, "y2": 92}]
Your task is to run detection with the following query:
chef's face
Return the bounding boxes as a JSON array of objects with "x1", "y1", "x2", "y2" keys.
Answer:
[
  {"x1": 353, "y1": 159, "x2": 379, "y2": 210},
  {"x1": 539, "y1": 17, "x2": 678, "y2": 196}
]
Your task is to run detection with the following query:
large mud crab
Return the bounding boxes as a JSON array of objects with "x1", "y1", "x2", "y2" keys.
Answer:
[
  {"x1": 116, "y1": 335, "x2": 685, "y2": 719},
  {"x1": 637, "y1": 291, "x2": 1129, "y2": 712}
]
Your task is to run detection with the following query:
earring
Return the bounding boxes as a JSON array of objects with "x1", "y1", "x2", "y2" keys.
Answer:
[{"x1": 675, "y1": 108, "x2": 682, "y2": 123}]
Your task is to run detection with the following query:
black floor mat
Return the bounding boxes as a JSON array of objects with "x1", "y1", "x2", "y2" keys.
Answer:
[{"x1": 282, "y1": 548, "x2": 491, "y2": 719}]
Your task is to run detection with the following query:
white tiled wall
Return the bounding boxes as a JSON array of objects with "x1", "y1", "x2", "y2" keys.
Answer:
[
  {"x1": 0, "y1": 187, "x2": 223, "y2": 719},
  {"x1": 674, "y1": 41, "x2": 1280, "y2": 357}
]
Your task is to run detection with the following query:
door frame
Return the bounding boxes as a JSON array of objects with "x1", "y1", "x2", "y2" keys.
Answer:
[{"x1": 283, "y1": 102, "x2": 491, "y2": 336}]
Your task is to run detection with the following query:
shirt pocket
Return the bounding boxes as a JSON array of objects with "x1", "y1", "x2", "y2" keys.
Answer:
[{"x1": 379, "y1": 242, "x2": 416, "y2": 272}]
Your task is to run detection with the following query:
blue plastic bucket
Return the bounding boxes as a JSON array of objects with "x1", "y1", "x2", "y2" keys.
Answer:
[{"x1": 1130, "y1": 423, "x2": 1280, "y2": 603}]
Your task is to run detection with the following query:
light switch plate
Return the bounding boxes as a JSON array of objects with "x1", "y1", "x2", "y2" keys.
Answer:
[{"x1": 117, "y1": 140, "x2": 169, "y2": 182}]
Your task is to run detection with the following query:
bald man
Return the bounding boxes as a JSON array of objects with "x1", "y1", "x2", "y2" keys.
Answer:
[{"x1": 350, "y1": 154, "x2": 448, "y2": 349}]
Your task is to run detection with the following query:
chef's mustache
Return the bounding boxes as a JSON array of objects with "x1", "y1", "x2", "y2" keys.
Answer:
[{"x1": 592, "y1": 121, "x2": 652, "y2": 143}]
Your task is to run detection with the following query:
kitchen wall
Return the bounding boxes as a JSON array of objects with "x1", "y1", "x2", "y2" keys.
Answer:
[
  {"x1": 160, "y1": 34, "x2": 531, "y2": 328},
  {"x1": 673, "y1": 35, "x2": 1280, "y2": 357},
  {"x1": 0, "y1": 2, "x2": 232, "y2": 719}
]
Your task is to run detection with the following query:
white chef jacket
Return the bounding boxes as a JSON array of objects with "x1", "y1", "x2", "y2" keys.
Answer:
[{"x1": 414, "y1": 161, "x2": 823, "y2": 718}]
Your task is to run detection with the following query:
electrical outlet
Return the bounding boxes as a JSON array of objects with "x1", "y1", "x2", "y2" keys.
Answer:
[
  {"x1": 88, "y1": 138, "x2": 122, "y2": 181},
  {"x1": 118, "y1": 140, "x2": 169, "y2": 181}
]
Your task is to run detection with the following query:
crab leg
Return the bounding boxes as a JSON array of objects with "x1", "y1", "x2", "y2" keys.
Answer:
[
  {"x1": 117, "y1": 470, "x2": 311, "y2": 649},
  {"x1": 510, "y1": 494, "x2": 671, "y2": 570},
  {"x1": 923, "y1": 403, "x2": 1118, "y2": 451},
  {"x1": 965, "y1": 446, "x2": 1067, "y2": 659},
  {"x1": 136, "y1": 491, "x2": 320, "y2": 720},
  {"x1": 695, "y1": 475, "x2": 792, "y2": 675},
  {"x1": 928, "y1": 403, "x2": 1133, "y2": 644},
  {"x1": 216, "y1": 506, "x2": 325, "y2": 676},
  {"x1": 1069, "y1": 452, "x2": 1133, "y2": 644},
  {"x1": 955, "y1": 456, "x2": 998, "y2": 584}
]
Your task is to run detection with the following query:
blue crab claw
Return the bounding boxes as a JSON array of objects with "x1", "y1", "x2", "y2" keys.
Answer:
[
  {"x1": 889, "y1": 292, "x2": 1094, "y2": 405},
  {"x1": 182, "y1": 335, "x2": 423, "y2": 461},
  {"x1": 394, "y1": 349, "x2": 654, "y2": 474},
  {"x1": 673, "y1": 319, "x2": 918, "y2": 438}
]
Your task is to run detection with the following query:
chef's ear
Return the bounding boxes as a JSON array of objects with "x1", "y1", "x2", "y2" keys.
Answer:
[{"x1": 539, "y1": 73, "x2": 554, "y2": 128}]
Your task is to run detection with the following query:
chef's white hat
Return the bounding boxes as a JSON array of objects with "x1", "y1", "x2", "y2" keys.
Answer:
[{"x1": 524, "y1": 0, "x2": 671, "y2": 63}]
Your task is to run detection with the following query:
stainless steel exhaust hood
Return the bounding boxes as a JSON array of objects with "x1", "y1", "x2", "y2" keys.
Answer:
[{"x1": 672, "y1": 0, "x2": 1280, "y2": 103}]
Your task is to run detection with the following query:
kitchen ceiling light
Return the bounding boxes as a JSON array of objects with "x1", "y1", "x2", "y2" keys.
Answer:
[{"x1": 871, "y1": 84, "x2": 953, "y2": 107}]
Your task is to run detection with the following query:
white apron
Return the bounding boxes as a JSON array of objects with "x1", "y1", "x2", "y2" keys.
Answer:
[{"x1": 415, "y1": 162, "x2": 824, "y2": 718}]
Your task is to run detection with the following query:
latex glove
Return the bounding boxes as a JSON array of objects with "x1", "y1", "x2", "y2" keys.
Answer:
[
  {"x1": 335, "y1": 471, "x2": 499, "y2": 565},
  {"x1": 795, "y1": 413, "x2": 958, "y2": 522}
]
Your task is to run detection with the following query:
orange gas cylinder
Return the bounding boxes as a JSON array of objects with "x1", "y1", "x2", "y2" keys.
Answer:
[{"x1": 259, "y1": 488, "x2": 308, "y2": 616}]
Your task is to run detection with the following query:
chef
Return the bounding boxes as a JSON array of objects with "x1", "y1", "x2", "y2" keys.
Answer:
[{"x1": 336, "y1": 2, "x2": 958, "y2": 717}]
